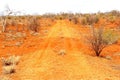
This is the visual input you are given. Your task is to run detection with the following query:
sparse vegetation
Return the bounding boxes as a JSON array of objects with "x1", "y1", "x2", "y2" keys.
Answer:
[
  {"x1": 0, "y1": 6, "x2": 14, "y2": 32},
  {"x1": 86, "y1": 26, "x2": 119, "y2": 56},
  {"x1": 27, "y1": 16, "x2": 40, "y2": 32},
  {"x1": 0, "y1": 8, "x2": 120, "y2": 80},
  {"x1": 1, "y1": 55, "x2": 20, "y2": 74},
  {"x1": 1, "y1": 55, "x2": 20, "y2": 66},
  {"x1": 81, "y1": 14, "x2": 99, "y2": 25},
  {"x1": 2, "y1": 65, "x2": 16, "y2": 74}
]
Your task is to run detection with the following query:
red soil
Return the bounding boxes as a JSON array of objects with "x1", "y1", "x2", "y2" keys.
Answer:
[{"x1": 0, "y1": 20, "x2": 120, "y2": 80}]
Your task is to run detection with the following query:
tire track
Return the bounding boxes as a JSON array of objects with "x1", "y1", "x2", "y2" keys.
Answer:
[
  {"x1": 16, "y1": 20, "x2": 104, "y2": 80},
  {"x1": 17, "y1": 21, "x2": 63, "y2": 80}
]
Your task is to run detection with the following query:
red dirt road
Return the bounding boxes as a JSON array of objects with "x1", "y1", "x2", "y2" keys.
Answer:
[{"x1": 1, "y1": 20, "x2": 120, "y2": 80}]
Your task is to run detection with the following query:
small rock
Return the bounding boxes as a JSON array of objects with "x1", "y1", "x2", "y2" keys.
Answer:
[
  {"x1": 105, "y1": 56, "x2": 112, "y2": 60},
  {"x1": 58, "y1": 49, "x2": 66, "y2": 55}
]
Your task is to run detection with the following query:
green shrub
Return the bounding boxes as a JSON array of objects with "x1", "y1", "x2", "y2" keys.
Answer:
[
  {"x1": 87, "y1": 27, "x2": 119, "y2": 56},
  {"x1": 103, "y1": 29, "x2": 119, "y2": 44}
]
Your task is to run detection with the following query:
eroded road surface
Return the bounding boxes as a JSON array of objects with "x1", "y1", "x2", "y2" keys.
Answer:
[{"x1": 13, "y1": 20, "x2": 120, "y2": 80}]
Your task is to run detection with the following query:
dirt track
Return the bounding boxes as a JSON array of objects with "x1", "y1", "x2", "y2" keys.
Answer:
[{"x1": 12, "y1": 20, "x2": 120, "y2": 80}]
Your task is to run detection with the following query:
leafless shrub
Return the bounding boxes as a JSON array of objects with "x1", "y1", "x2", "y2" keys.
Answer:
[
  {"x1": 0, "y1": 5, "x2": 22, "y2": 32},
  {"x1": 0, "y1": 5, "x2": 13, "y2": 32}
]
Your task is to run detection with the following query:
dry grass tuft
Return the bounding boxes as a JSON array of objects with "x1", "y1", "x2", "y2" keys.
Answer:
[
  {"x1": 1, "y1": 55, "x2": 20, "y2": 66},
  {"x1": 0, "y1": 55, "x2": 20, "y2": 74},
  {"x1": 2, "y1": 65, "x2": 16, "y2": 74}
]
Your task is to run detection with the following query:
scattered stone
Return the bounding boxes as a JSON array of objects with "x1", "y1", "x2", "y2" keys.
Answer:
[
  {"x1": 105, "y1": 56, "x2": 112, "y2": 60},
  {"x1": 58, "y1": 49, "x2": 66, "y2": 55}
]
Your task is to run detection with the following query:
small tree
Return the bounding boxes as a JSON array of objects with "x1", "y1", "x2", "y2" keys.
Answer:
[
  {"x1": 0, "y1": 5, "x2": 13, "y2": 32},
  {"x1": 87, "y1": 26, "x2": 119, "y2": 56},
  {"x1": 0, "y1": 16, "x2": 6, "y2": 32},
  {"x1": 0, "y1": 5, "x2": 21, "y2": 32}
]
